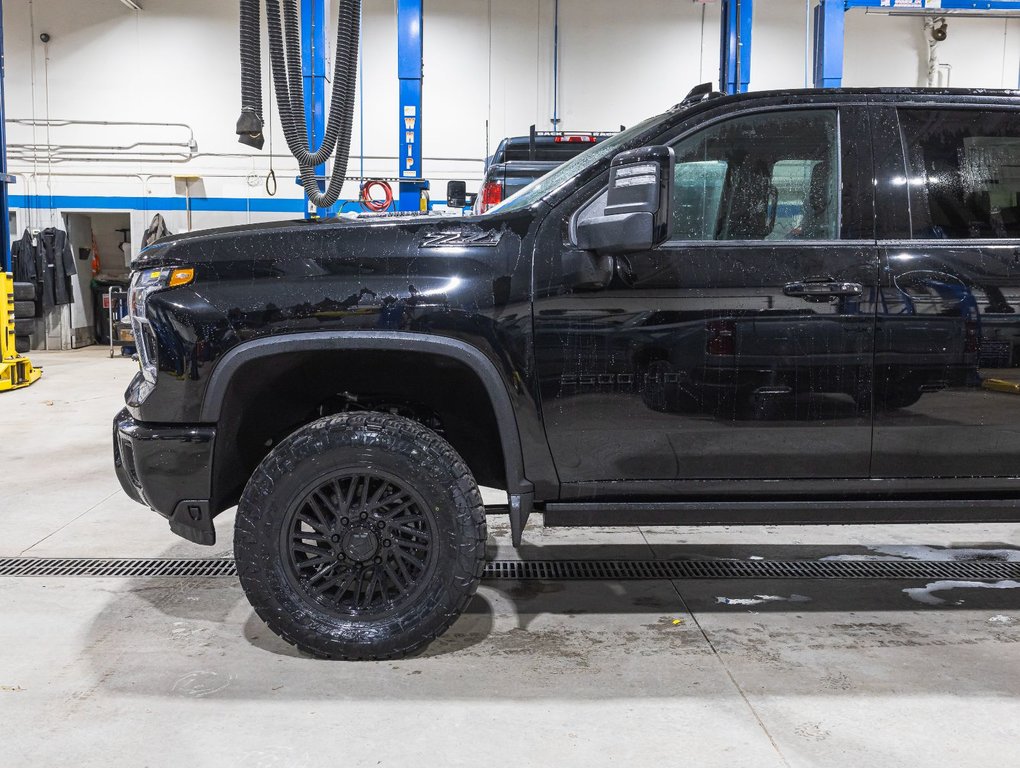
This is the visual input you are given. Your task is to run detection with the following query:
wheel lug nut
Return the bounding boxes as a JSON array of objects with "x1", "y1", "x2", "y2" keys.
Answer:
[
  {"x1": 338, "y1": 553, "x2": 346, "y2": 559},
  {"x1": 360, "y1": 512, "x2": 368, "y2": 520},
  {"x1": 383, "y1": 540, "x2": 391, "y2": 548},
  {"x1": 330, "y1": 534, "x2": 341, "y2": 543},
  {"x1": 374, "y1": 557, "x2": 382, "y2": 564},
  {"x1": 340, "y1": 518, "x2": 349, "y2": 526},
  {"x1": 377, "y1": 521, "x2": 385, "y2": 529}
]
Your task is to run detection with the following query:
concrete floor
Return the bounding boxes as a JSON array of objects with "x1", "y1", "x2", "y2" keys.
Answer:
[{"x1": 2, "y1": 347, "x2": 1019, "y2": 767}]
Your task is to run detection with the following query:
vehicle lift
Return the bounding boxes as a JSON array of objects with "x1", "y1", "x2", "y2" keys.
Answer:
[
  {"x1": 0, "y1": 0, "x2": 40, "y2": 392},
  {"x1": 813, "y1": 1, "x2": 1020, "y2": 88},
  {"x1": 0, "y1": 273, "x2": 41, "y2": 392}
]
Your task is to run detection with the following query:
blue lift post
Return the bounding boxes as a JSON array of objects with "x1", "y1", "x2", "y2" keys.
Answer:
[
  {"x1": 301, "y1": 0, "x2": 337, "y2": 218},
  {"x1": 720, "y1": 0, "x2": 754, "y2": 95},
  {"x1": 0, "y1": 0, "x2": 13, "y2": 272},
  {"x1": 813, "y1": 0, "x2": 845, "y2": 88},
  {"x1": 814, "y1": 0, "x2": 1020, "y2": 89},
  {"x1": 397, "y1": 0, "x2": 427, "y2": 212}
]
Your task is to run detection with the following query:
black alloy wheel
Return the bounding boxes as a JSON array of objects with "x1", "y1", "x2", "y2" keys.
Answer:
[{"x1": 281, "y1": 469, "x2": 436, "y2": 619}]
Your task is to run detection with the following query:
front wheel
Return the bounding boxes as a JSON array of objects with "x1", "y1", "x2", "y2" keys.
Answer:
[{"x1": 234, "y1": 412, "x2": 487, "y2": 660}]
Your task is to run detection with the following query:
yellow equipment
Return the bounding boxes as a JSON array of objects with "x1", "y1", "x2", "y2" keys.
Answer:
[
  {"x1": 982, "y1": 378, "x2": 1020, "y2": 395},
  {"x1": 1, "y1": 272, "x2": 42, "y2": 392}
]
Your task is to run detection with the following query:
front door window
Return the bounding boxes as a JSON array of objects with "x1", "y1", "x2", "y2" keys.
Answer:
[{"x1": 670, "y1": 110, "x2": 840, "y2": 242}]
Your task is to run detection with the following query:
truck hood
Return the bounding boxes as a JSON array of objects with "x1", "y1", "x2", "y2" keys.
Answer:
[{"x1": 131, "y1": 210, "x2": 532, "y2": 270}]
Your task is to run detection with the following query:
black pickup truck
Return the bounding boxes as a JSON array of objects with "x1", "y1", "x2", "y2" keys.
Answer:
[
  {"x1": 474, "y1": 125, "x2": 619, "y2": 213},
  {"x1": 115, "y1": 86, "x2": 1020, "y2": 659}
]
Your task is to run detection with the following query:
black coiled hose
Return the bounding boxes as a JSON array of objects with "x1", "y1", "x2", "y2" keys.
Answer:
[
  {"x1": 236, "y1": 0, "x2": 265, "y2": 149},
  {"x1": 236, "y1": 0, "x2": 361, "y2": 210}
]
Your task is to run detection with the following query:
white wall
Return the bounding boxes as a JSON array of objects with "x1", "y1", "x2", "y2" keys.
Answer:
[{"x1": 4, "y1": 0, "x2": 1020, "y2": 247}]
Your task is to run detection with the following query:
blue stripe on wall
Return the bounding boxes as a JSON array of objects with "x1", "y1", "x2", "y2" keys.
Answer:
[{"x1": 9, "y1": 194, "x2": 309, "y2": 214}]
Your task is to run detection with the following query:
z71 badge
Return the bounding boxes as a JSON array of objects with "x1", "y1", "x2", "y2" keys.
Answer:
[{"x1": 419, "y1": 228, "x2": 503, "y2": 248}]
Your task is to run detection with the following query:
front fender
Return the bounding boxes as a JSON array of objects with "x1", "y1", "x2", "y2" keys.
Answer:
[{"x1": 200, "y1": 330, "x2": 542, "y2": 499}]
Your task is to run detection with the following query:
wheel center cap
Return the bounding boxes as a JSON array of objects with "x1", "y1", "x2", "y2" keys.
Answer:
[{"x1": 342, "y1": 527, "x2": 380, "y2": 562}]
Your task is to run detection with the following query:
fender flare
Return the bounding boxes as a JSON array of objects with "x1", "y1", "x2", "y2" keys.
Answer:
[{"x1": 199, "y1": 331, "x2": 534, "y2": 500}]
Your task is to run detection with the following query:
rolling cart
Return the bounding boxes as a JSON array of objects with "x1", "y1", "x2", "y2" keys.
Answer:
[{"x1": 105, "y1": 286, "x2": 133, "y2": 358}]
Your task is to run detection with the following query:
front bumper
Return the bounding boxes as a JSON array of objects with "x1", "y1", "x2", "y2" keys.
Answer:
[{"x1": 113, "y1": 408, "x2": 218, "y2": 545}]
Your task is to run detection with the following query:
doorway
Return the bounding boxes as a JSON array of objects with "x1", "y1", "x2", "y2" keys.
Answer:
[{"x1": 64, "y1": 212, "x2": 132, "y2": 348}]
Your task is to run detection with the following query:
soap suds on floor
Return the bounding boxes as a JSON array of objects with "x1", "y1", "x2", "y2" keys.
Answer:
[
  {"x1": 822, "y1": 546, "x2": 1020, "y2": 563},
  {"x1": 903, "y1": 580, "x2": 1020, "y2": 606},
  {"x1": 716, "y1": 594, "x2": 811, "y2": 606}
]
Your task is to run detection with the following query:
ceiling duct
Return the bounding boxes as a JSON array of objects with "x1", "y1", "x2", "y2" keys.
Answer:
[{"x1": 866, "y1": 7, "x2": 1020, "y2": 19}]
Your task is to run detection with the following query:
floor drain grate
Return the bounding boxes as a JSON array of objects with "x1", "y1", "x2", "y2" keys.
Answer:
[
  {"x1": 0, "y1": 558, "x2": 238, "y2": 578},
  {"x1": 485, "y1": 559, "x2": 1020, "y2": 580},
  {"x1": 0, "y1": 557, "x2": 1017, "y2": 581}
]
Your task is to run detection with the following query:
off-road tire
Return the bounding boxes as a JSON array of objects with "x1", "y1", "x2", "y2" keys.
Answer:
[
  {"x1": 14, "y1": 301, "x2": 36, "y2": 319},
  {"x1": 14, "y1": 335, "x2": 30, "y2": 354},
  {"x1": 13, "y1": 282, "x2": 36, "y2": 302},
  {"x1": 13, "y1": 318, "x2": 33, "y2": 336},
  {"x1": 234, "y1": 412, "x2": 487, "y2": 660}
]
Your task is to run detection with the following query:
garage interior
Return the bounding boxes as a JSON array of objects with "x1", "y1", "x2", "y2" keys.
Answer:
[{"x1": 3, "y1": 0, "x2": 1020, "y2": 765}]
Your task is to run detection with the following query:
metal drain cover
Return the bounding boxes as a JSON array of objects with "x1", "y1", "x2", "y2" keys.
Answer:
[{"x1": 0, "y1": 557, "x2": 1017, "y2": 581}]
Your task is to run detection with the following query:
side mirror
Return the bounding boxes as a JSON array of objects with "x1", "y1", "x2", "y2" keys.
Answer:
[
  {"x1": 576, "y1": 145, "x2": 674, "y2": 254},
  {"x1": 447, "y1": 180, "x2": 467, "y2": 209}
]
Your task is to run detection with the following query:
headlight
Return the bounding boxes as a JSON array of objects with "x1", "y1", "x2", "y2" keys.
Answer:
[{"x1": 128, "y1": 267, "x2": 194, "y2": 385}]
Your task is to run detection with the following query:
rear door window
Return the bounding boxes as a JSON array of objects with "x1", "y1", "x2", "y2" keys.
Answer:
[{"x1": 898, "y1": 109, "x2": 1020, "y2": 239}]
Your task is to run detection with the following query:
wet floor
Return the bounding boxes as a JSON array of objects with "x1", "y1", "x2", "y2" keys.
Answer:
[{"x1": 1, "y1": 348, "x2": 1018, "y2": 766}]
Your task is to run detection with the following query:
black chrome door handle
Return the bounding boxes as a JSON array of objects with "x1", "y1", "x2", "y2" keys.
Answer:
[{"x1": 783, "y1": 281, "x2": 863, "y2": 298}]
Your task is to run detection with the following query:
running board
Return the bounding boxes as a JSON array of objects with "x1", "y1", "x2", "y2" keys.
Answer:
[{"x1": 542, "y1": 498, "x2": 1020, "y2": 527}]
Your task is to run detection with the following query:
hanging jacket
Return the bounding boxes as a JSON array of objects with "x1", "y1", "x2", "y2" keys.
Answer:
[
  {"x1": 140, "y1": 213, "x2": 173, "y2": 250},
  {"x1": 12, "y1": 229, "x2": 39, "y2": 284},
  {"x1": 38, "y1": 228, "x2": 77, "y2": 307}
]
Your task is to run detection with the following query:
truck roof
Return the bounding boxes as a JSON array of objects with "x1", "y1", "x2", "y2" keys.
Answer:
[{"x1": 676, "y1": 85, "x2": 1020, "y2": 110}]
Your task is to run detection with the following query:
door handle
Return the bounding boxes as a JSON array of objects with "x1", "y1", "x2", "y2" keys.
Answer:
[{"x1": 783, "y1": 281, "x2": 863, "y2": 298}]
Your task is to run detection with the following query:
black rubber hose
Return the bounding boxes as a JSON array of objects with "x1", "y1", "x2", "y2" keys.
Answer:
[
  {"x1": 265, "y1": 0, "x2": 319, "y2": 163},
  {"x1": 303, "y1": 0, "x2": 352, "y2": 170},
  {"x1": 282, "y1": 0, "x2": 359, "y2": 170},
  {"x1": 261, "y1": 0, "x2": 362, "y2": 209},
  {"x1": 267, "y1": 0, "x2": 315, "y2": 152},
  {"x1": 264, "y1": 0, "x2": 302, "y2": 148},
  {"x1": 282, "y1": 0, "x2": 308, "y2": 128},
  {"x1": 236, "y1": 0, "x2": 265, "y2": 149},
  {"x1": 299, "y1": 0, "x2": 360, "y2": 208}
]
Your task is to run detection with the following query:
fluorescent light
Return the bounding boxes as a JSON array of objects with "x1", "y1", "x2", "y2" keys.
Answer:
[{"x1": 119, "y1": 0, "x2": 143, "y2": 10}]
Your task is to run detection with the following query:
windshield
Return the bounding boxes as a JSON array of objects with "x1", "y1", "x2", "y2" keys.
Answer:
[{"x1": 485, "y1": 112, "x2": 667, "y2": 215}]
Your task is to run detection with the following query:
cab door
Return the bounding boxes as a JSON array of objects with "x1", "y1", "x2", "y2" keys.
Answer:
[
  {"x1": 870, "y1": 103, "x2": 1020, "y2": 481},
  {"x1": 533, "y1": 102, "x2": 879, "y2": 491}
]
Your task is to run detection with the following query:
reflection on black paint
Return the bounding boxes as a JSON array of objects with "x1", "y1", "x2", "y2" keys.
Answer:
[{"x1": 536, "y1": 106, "x2": 876, "y2": 484}]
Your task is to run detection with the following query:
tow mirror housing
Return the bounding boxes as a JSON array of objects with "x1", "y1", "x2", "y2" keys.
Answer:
[
  {"x1": 447, "y1": 180, "x2": 467, "y2": 209},
  {"x1": 576, "y1": 145, "x2": 674, "y2": 254}
]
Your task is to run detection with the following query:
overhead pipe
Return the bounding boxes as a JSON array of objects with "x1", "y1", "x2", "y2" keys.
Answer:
[{"x1": 7, "y1": 118, "x2": 196, "y2": 146}]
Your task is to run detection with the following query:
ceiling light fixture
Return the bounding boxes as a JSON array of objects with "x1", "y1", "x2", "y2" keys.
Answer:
[{"x1": 119, "y1": 0, "x2": 143, "y2": 10}]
